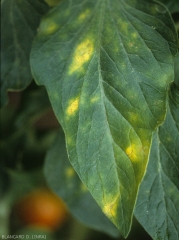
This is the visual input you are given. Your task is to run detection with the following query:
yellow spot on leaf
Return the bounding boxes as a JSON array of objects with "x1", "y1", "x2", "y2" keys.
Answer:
[
  {"x1": 118, "y1": 20, "x2": 129, "y2": 35},
  {"x1": 66, "y1": 98, "x2": 79, "y2": 116},
  {"x1": 68, "y1": 38, "x2": 94, "y2": 75},
  {"x1": 65, "y1": 167, "x2": 75, "y2": 178},
  {"x1": 103, "y1": 195, "x2": 120, "y2": 219},
  {"x1": 131, "y1": 32, "x2": 137, "y2": 39},
  {"x1": 78, "y1": 9, "x2": 91, "y2": 22},
  {"x1": 66, "y1": 135, "x2": 74, "y2": 147},
  {"x1": 41, "y1": 21, "x2": 58, "y2": 34},
  {"x1": 90, "y1": 96, "x2": 100, "y2": 104},
  {"x1": 125, "y1": 144, "x2": 141, "y2": 162},
  {"x1": 128, "y1": 112, "x2": 139, "y2": 124}
]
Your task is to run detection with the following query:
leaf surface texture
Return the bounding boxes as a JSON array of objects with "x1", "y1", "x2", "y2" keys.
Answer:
[
  {"x1": 44, "y1": 131, "x2": 120, "y2": 237},
  {"x1": 31, "y1": 0, "x2": 177, "y2": 236}
]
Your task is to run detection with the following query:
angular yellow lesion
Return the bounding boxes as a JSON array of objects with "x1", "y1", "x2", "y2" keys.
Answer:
[
  {"x1": 125, "y1": 143, "x2": 142, "y2": 162},
  {"x1": 78, "y1": 9, "x2": 91, "y2": 22},
  {"x1": 68, "y1": 38, "x2": 94, "y2": 75},
  {"x1": 118, "y1": 19, "x2": 129, "y2": 35},
  {"x1": 90, "y1": 96, "x2": 100, "y2": 104},
  {"x1": 129, "y1": 112, "x2": 138, "y2": 122},
  {"x1": 66, "y1": 135, "x2": 74, "y2": 147},
  {"x1": 66, "y1": 97, "x2": 80, "y2": 116},
  {"x1": 40, "y1": 21, "x2": 58, "y2": 35},
  {"x1": 65, "y1": 167, "x2": 75, "y2": 178},
  {"x1": 103, "y1": 194, "x2": 120, "y2": 219},
  {"x1": 131, "y1": 32, "x2": 138, "y2": 39}
]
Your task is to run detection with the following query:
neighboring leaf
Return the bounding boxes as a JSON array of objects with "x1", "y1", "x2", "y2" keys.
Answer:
[
  {"x1": 45, "y1": 0, "x2": 61, "y2": 7},
  {"x1": 31, "y1": 0, "x2": 177, "y2": 236},
  {"x1": 0, "y1": 101, "x2": 56, "y2": 171},
  {"x1": 157, "y1": 0, "x2": 179, "y2": 13},
  {"x1": 7, "y1": 169, "x2": 46, "y2": 201},
  {"x1": 168, "y1": 54, "x2": 179, "y2": 129},
  {"x1": 134, "y1": 91, "x2": 179, "y2": 240},
  {"x1": 0, "y1": 161, "x2": 10, "y2": 198},
  {"x1": 15, "y1": 86, "x2": 51, "y2": 128},
  {"x1": 1, "y1": 0, "x2": 49, "y2": 106},
  {"x1": 174, "y1": 53, "x2": 179, "y2": 87},
  {"x1": 44, "y1": 131, "x2": 120, "y2": 237}
]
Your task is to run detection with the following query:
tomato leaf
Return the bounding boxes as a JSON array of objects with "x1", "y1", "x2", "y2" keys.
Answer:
[
  {"x1": 31, "y1": 0, "x2": 177, "y2": 236},
  {"x1": 15, "y1": 86, "x2": 51, "y2": 128},
  {"x1": 135, "y1": 54, "x2": 179, "y2": 240},
  {"x1": 174, "y1": 53, "x2": 179, "y2": 87},
  {"x1": 134, "y1": 93, "x2": 179, "y2": 240},
  {"x1": 1, "y1": 0, "x2": 49, "y2": 106},
  {"x1": 44, "y1": 131, "x2": 120, "y2": 237},
  {"x1": 157, "y1": 0, "x2": 179, "y2": 13}
]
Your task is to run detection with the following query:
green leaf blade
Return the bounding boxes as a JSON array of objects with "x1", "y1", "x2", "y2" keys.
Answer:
[
  {"x1": 31, "y1": 0, "x2": 177, "y2": 236},
  {"x1": 135, "y1": 97, "x2": 179, "y2": 239},
  {"x1": 1, "y1": 0, "x2": 49, "y2": 106},
  {"x1": 44, "y1": 131, "x2": 120, "y2": 238},
  {"x1": 157, "y1": 0, "x2": 179, "y2": 13}
]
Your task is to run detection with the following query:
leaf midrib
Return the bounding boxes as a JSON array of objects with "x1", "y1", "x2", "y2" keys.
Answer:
[
  {"x1": 96, "y1": 0, "x2": 140, "y2": 181},
  {"x1": 96, "y1": 0, "x2": 133, "y2": 234}
]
